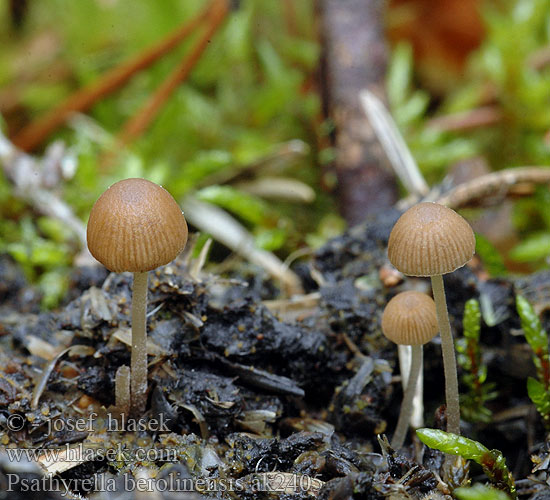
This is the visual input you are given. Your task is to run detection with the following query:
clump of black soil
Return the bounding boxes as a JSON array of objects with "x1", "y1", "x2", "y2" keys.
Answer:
[{"x1": 1, "y1": 209, "x2": 549, "y2": 499}]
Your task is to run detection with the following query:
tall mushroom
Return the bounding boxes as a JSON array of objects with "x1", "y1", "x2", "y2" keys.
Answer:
[
  {"x1": 382, "y1": 291, "x2": 438, "y2": 449},
  {"x1": 87, "y1": 178, "x2": 188, "y2": 415},
  {"x1": 387, "y1": 202, "x2": 475, "y2": 435}
]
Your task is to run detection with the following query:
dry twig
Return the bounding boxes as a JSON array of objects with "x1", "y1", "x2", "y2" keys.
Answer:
[
  {"x1": 320, "y1": 0, "x2": 397, "y2": 224},
  {"x1": 10, "y1": 0, "x2": 218, "y2": 151},
  {"x1": 437, "y1": 167, "x2": 550, "y2": 209},
  {"x1": 529, "y1": 44, "x2": 550, "y2": 70},
  {"x1": 427, "y1": 106, "x2": 502, "y2": 133},
  {"x1": 197, "y1": 140, "x2": 309, "y2": 188},
  {"x1": 263, "y1": 292, "x2": 320, "y2": 322},
  {"x1": 118, "y1": 0, "x2": 229, "y2": 145}
]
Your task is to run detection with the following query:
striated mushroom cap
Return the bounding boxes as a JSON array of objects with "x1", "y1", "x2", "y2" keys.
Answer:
[
  {"x1": 382, "y1": 291, "x2": 438, "y2": 346},
  {"x1": 388, "y1": 202, "x2": 475, "y2": 277},
  {"x1": 87, "y1": 178, "x2": 188, "y2": 273}
]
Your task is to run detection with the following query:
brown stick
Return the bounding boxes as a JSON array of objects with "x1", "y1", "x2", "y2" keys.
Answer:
[
  {"x1": 425, "y1": 43, "x2": 550, "y2": 135},
  {"x1": 319, "y1": 0, "x2": 398, "y2": 225},
  {"x1": 117, "y1": 0, "x2": 229, "y2": 145},
  {"x1": 437, "y1": 167, "x2": 550, "y2": 209},
  {"x1": 427, "y1": 106, "x2": 502, "y2": 133},
  {"x1": 282, "y1": 0, "x2": 298, "y2": 36},
  {"x1": 11, "y1": 1, "x2": 217, "y2": 152},
  {"x1": 528, "y1": 44, "x2": 550, "y2": 70}
]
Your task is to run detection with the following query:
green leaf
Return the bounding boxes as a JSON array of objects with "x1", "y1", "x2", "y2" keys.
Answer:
[
  {"x1": 30, "y1": 240, "x2": 69, "y2": 268},
  {"x1": 509, "y1": 232, "x2": 550, "y2": 262},
  {"x1": 173, "y1": 151, "x2": 234, "y2": 196},
  {"x1": 305, "y1": 214, "x2": 346, "y2": 249},
  {"x1": 458, "y1": 297, "x2": 495, "y2": 423},
  {"x1": 37, "y1": 217, "x2": 73, "y2": 244},
  {"x1": 417, "y1": 428, "x2": 517, "y2": 498},
  {"x1": 257, "y1": 39, "x2": 286, "y2": 83},
  {"x1": 416, "y1": 428, "x2": 488, "y2": 461},
  {"x1": 463, "y1": 299, "x2": 481, "y2": 341},
  {"x1": 413, "y1": 137, "x2": 477, "y2": 172},
  {"x1": 39, "y1": 271, "x2": 69, "y2": 310},
  {"x1": 475, "y1": 234, "x2": 507, "y2": 277},
  {"x1": 394, "y1": 91, "x2": 430, "y2": 128},
  {"x1": 534, "y1": 186, "x2": 550, "y2": 230},
  {"x1": 527, "y1": 377, "x2": 548, "y2": 406},
  {"x1": 21, "y1": 83, "x2": 71, "y2": 111},
  {"x1": 196, "y1": 185, "x2": 268, "y2": 226},
  {"x1": 6, "y1": 242, "x2": 31, "y2": 268},
  {"x1": 254, "y1": 228, "x2": 286, "y2": 251},
  {"x1": 281, "y1": 38, "x2": 319, "y2": 69},
  {"x1": 387, "y1": 42, "x2": 414, "y2": 109},
  {"x1": 527, "y1": 376, "x2": 550, "y2": 420},
  {"x1": 516, "y1": 295, "x2": 548, "y2": 351},
  {"x1": 517, "y1": 296, "x2": 550, "y2": 427},
  {"x1": 455, "y1": 484, "x2": 511, "y2": 500}
]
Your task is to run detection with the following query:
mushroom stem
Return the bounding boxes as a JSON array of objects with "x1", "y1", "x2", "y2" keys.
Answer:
[
  {"x1": 398, "y1": 345, "x2": 424, "y2": 428},
  {"x1": 392, "y1": 344, "x2": 423, "y2": 449},
  {"x1": 130, "y1": 271, "x2": 149, "y2": 415},
  {"x1": 115, "y1": 365, "x2": 131, "y2": 416},
  {"x1": 431, "y1": 274, "x2": 460, "y2": 435}
]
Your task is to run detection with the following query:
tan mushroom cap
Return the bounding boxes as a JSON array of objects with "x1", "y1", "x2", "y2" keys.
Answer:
[
  {"x1": 87, "y1": 178, "x2": 188, "y2": 273},
  {"x1": 382, "y1": 291, "x2": 438, "y2": 345},
  {"x1": 388, "y1": 202, "x2": 475, "y2": 277}
]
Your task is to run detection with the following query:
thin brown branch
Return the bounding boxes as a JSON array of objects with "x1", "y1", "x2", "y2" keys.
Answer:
[
  {"x1": 437, "y1": 167, "x2": 550, "y2": 210},
  {"x1": 196, "y1": 140, "x2": 309, "y2": 188},
  {"x1": 319, "y1": 0, "x2": 398, "y2": 224},
  {"x1": 528, "y1": 44, "x2": 550, "y2": 70},
  {"x1": 427, "y1": 106, "x2": 502, "y2": 133},
  {"x1": 263, "y1": 292, "x2": 320, "y2": 322},
  {"x1": 282, "y1": 0, "x2": 298, "y2": 37},
  {"x1": 10, "y1": 1, "x2": 216, "y2": 152},
  {"x1": 117, "y1": 0, "x2": 229, "y2": 145}
]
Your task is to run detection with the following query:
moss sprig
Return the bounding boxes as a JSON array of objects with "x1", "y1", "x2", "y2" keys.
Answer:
[
  {"x1": 456, "y1": 298, "x2": 496, "y2": 423},
  {"x1": 416, "y1": 428, "x2": 516, "y2": 499},
  {"x1": 516, "y1": 294, "x2": 550, "y2": 429}
]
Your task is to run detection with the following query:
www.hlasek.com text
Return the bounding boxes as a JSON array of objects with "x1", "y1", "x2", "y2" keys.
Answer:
[{"x1": 5, "y1": 442, "x2": 178, "y2": 464}]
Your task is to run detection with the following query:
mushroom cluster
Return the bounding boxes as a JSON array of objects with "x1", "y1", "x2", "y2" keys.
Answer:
[
  {"x1": 87, "y1": 178, "x2": 188, "y2": 415},
  {"x1": 382, "y1": 290, "x2": 438, "y2": 449},
  {"x1": 387, "y1": 202, "x2": 475, "y2": 437}
]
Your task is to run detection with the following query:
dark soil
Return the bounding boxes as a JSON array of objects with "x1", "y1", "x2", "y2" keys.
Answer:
[{"x1": 1, "y1": 209, "x2": 549, "y2": 499}]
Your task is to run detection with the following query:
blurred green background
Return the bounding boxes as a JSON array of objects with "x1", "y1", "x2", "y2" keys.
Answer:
[{"x1": 0, "y1": 0, "x2": 549, "y2": 307}]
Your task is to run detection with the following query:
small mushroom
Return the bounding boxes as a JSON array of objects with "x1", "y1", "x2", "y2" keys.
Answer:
[
  {"x1": 382, "y1": 291, "x2": 438, "y2": 449},
  {"x1": 87, "y1": 178, "x2": 188, "y2": 415},
  {"x1": 387, "y1": 202, "x2": 475, "y2": 435}
]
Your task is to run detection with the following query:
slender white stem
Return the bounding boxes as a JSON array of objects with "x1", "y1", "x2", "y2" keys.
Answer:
[
  {"x1": 431, "y1": 274, "x2": 461, "y2": 435},
  {"x1": 392, "y1": 345, "x2": 423, "y2": 449},
  {"x1": 398, "y1": 344, "x2": 424, "y2": 429},
  {"x1": 131, "y1": 271, "x2": 148, "y2": 415}
]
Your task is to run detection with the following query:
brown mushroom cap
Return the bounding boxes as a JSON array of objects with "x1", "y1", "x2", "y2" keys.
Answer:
[
  {"x1": 382, "y1": 291, "x2": 438, "y2": 345},
  {"x1": 87, "y1": 178, "x2": 188, "y2": 272},
  {"x1": 388, "y1": 202, "x2": 475, "y2": 277}
]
